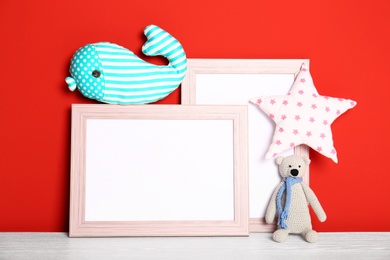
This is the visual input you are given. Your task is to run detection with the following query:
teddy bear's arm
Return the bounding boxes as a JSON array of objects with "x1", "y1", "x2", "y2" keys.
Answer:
[
  {"x1": 265, "y1": 182, "x2": 284, "y2": 224},
  {"x1": 301, "y1": 183, "x2": 327, "y2": 222}
]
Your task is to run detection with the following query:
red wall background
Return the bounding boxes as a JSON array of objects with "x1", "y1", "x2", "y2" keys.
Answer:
[{"x1": 1, "y1": 0, "x2": 389, "y2": 232}]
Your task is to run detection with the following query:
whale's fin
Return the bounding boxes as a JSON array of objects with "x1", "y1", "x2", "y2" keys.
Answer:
[
  {"x1": 66, "y1": 77, "x2": 77, "y2": 91},
  {"x1": 142, "y1": 25, "x2": 187, "y2": 75}
]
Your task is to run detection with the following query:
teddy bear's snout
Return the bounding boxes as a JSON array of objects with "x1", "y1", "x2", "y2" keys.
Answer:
[{"x1": 290, "y1": 169, "x2": 299, "y2": 176}]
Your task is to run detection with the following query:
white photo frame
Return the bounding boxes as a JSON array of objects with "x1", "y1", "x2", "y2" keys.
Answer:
[
  {"x1": 181, "y1": 59, "x2": 310, "y2": 232},
  {"x1": 69, "y1": 104, "x2": 249, "y2": 237}
]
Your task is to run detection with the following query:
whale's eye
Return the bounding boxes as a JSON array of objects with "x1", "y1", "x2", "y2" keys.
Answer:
[{"x1": 92, "y1": 70, "x2": 101, "y2": 78}]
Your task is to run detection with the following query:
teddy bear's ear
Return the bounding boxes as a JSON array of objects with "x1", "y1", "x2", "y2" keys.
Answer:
[
  {"x1": 275, "y1": 156, "x2": 284, "y2": 165},
  {"x1": 302, "y1": 157, "x2": 311, "y2": 165}
]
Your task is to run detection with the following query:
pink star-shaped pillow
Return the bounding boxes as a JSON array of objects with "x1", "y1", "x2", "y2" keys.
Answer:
[{"x1": 250, "y1": 64, "x2": 357, "y2": 163}]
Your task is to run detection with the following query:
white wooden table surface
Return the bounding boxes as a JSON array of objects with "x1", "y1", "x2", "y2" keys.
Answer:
[{"x1": 1, "y1": 232, "x2": 389, "y2": 260}]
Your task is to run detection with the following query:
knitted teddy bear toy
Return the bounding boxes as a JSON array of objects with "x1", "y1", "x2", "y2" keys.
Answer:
[{"x1": 265, "y1": 155, "x2": 327, "y2": 243}]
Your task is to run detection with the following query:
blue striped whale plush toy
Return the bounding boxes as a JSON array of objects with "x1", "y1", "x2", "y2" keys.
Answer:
[{"x1": 65, "y1": 25, "x2": 187, "y2": 104}]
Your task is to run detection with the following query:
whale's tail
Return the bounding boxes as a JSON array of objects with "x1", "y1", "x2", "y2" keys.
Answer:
[{"x1": 142, "y1": 25, "x2": 187, "y2": 76}]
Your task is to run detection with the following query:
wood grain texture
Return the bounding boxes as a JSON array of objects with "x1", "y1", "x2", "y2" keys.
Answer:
[
  {"x1": 181, "y1": 59, "x2": 310, "y2": 232},
  {"x1": 70, "y1": 104, "x2": 249, "y2": 237},
  {"x1": 1, "y1": 232, "x2": 389, "y2": 260},
  {"x1": 181, "y1": 59, "x2": 310, "y2": 105}
]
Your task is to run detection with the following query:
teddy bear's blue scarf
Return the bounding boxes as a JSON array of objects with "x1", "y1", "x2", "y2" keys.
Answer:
[{"x1": 276, "y1": 177, "x2": 303, "y2": 229}]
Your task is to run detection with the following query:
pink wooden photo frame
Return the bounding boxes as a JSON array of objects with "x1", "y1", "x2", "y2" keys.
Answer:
[
  {"x1": 181, "y1": 59, "x2": 310, "y2": 232},
  {"x1": 69, "y1": 104, "x2": 249, "y2": 237}
]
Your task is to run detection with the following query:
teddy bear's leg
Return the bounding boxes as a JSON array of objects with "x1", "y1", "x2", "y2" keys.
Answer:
[
  {"x1": 303, "y1": 229, "x2": 318, "y2": 243},
  {"x1": 273, "y1": 229, "x2": 290, "y2": 243}
]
